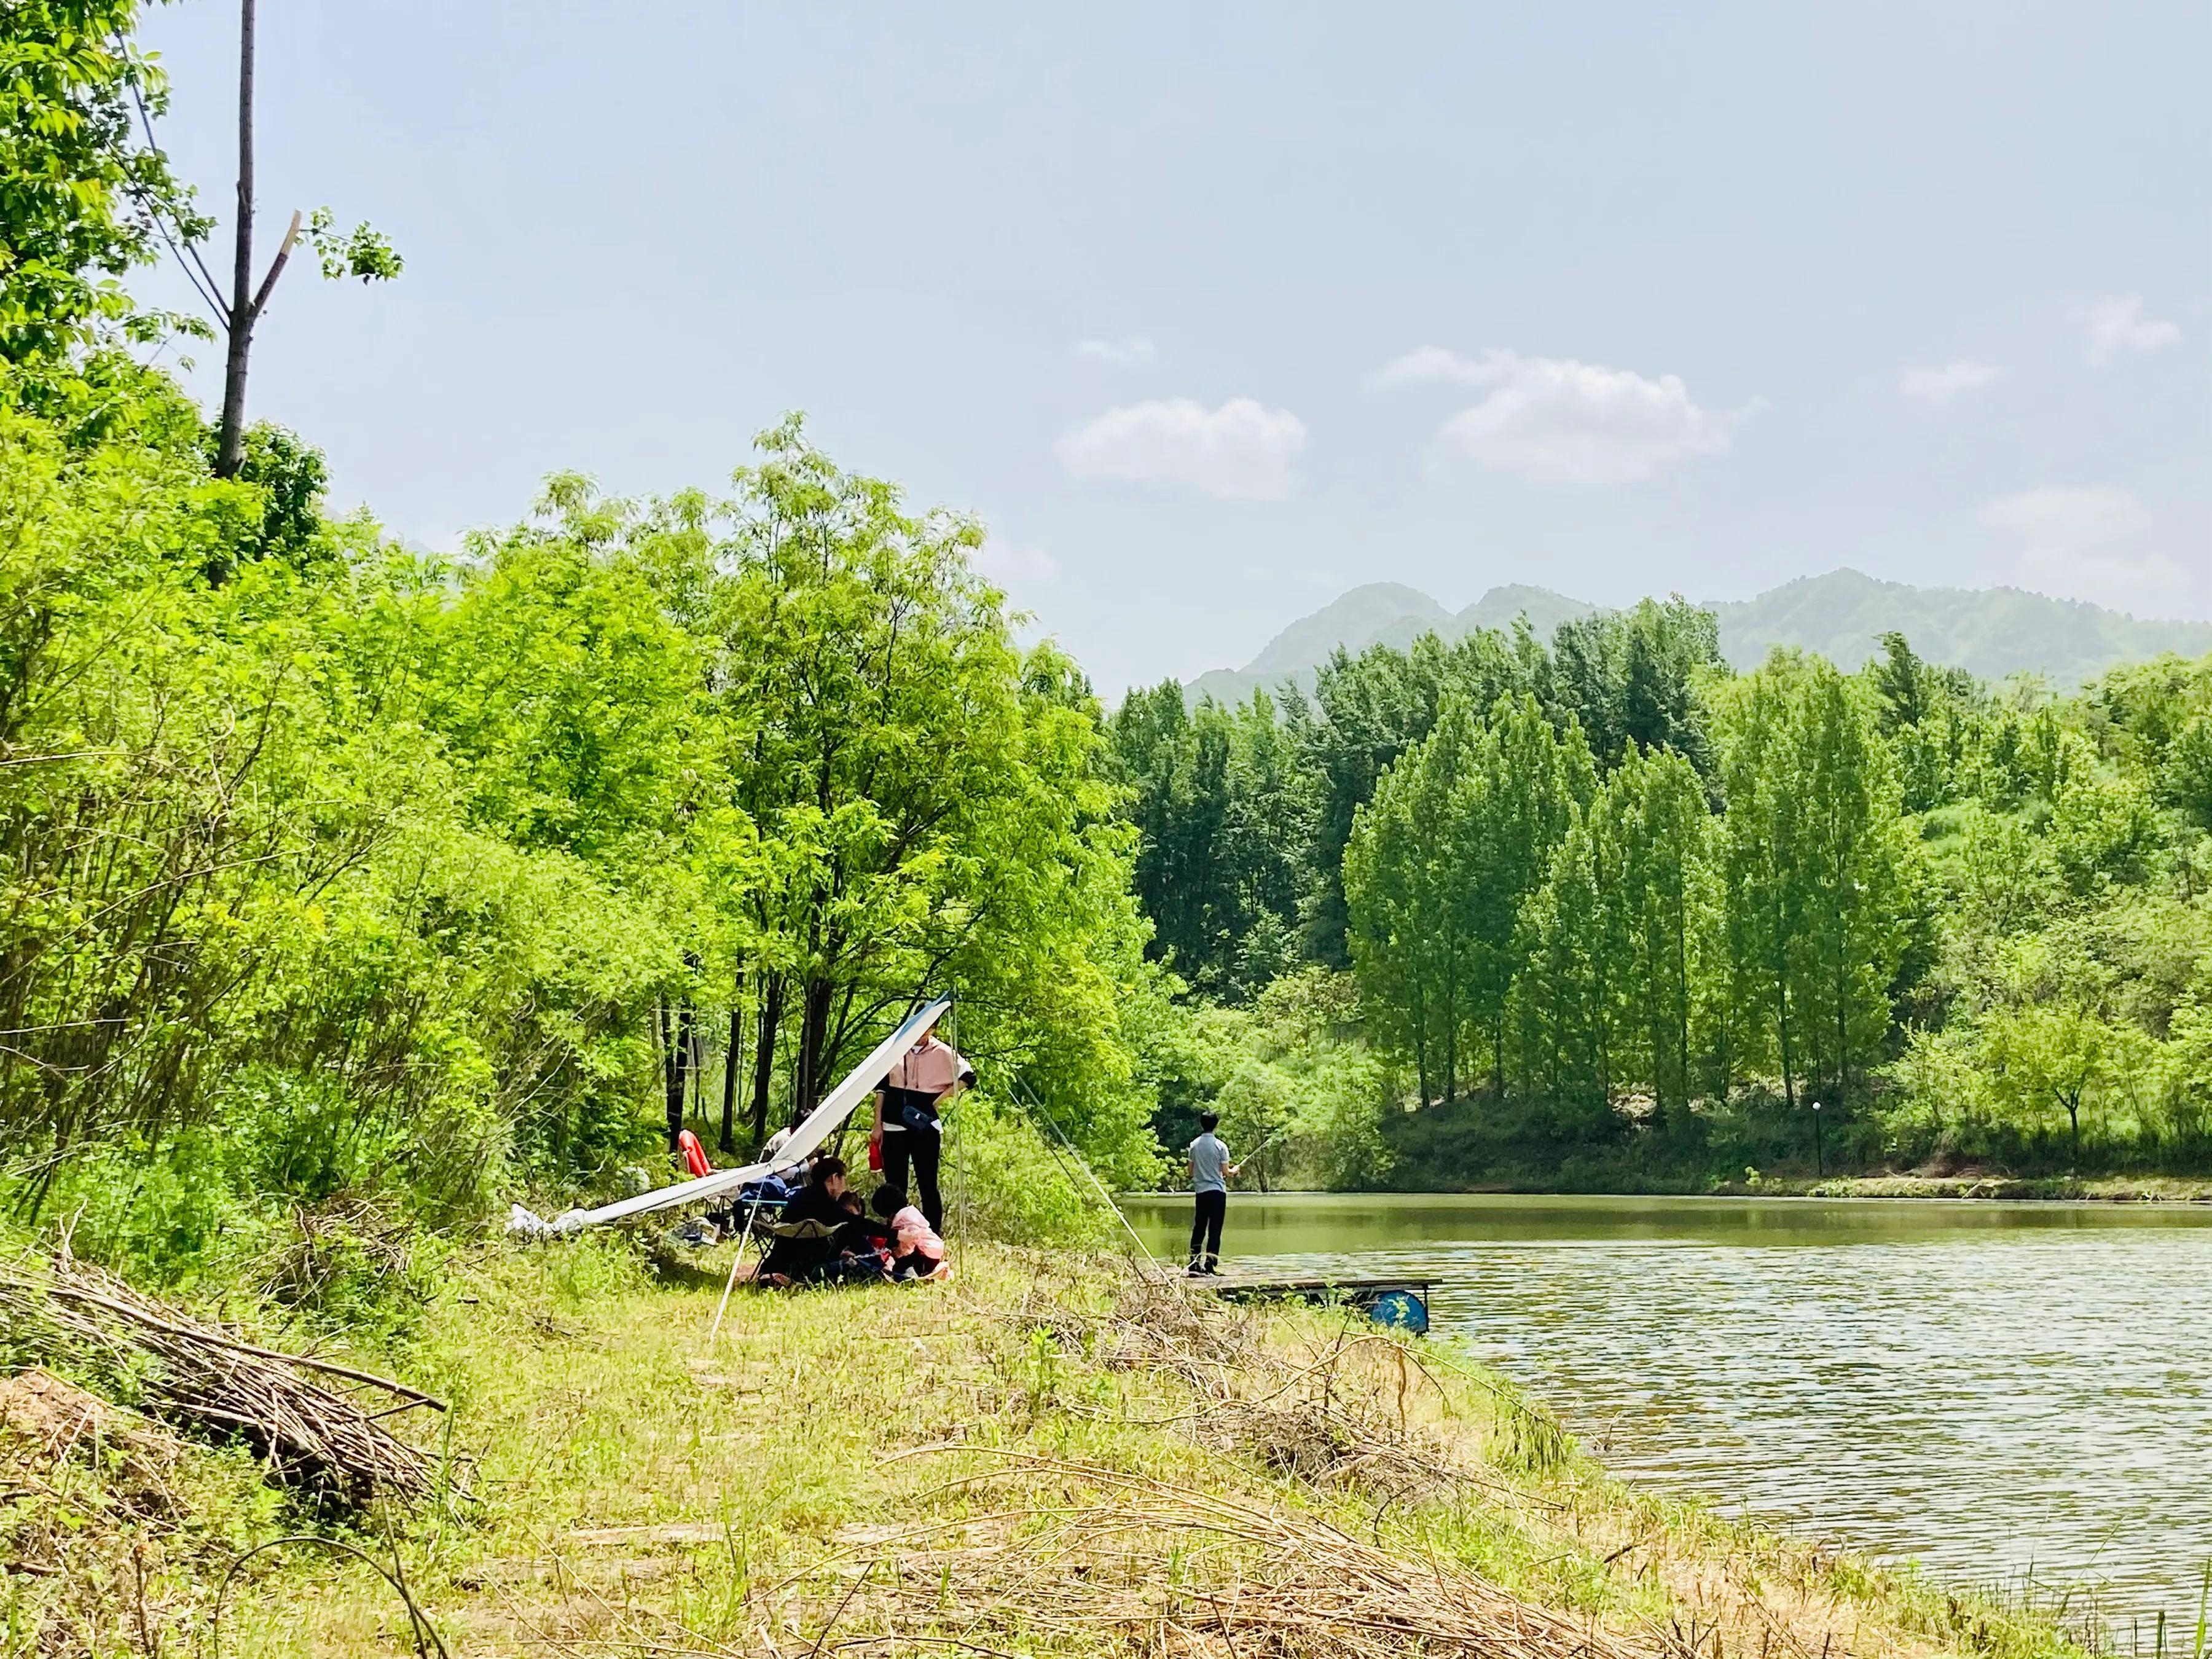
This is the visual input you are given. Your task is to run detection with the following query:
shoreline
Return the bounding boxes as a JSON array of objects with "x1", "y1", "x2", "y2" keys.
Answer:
[{"x1": 1125, "y1": 1175, "x2": 2212, "y2": 1204}]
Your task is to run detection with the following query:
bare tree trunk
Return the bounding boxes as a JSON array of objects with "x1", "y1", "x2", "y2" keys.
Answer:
[
  {"x1": 1776, "y1": 984, "x2": 1797, "y2": 1113},
  {"x1": 661, "y1": 1000, "x2": 693, "y2": 1151},
  {"x1": 748, "y1": 971, "x2": 782, "y2": 1143},
  {"x1": 794, "y1": 980, "x2": 833, "y2": 1121},
  {"x1": 214, "y1": 0, "x2": 257, "y2": 479},
  {"x1": 719, "y1": 1004, "x2": 740, "y2": 1155}
]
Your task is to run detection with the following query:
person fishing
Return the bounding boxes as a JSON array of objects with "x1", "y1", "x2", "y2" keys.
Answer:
[
  {"x1": 1186, "y1": 1110, "x2": 1241, "y2": 1276},
  {"x1": 872, "y1": 1019, "x2": 973, "y2": 1234}
]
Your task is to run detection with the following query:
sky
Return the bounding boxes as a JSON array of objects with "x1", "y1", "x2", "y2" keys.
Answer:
[{"x1": 135, "y1": 1, "x2": 2210, "y2": 696}]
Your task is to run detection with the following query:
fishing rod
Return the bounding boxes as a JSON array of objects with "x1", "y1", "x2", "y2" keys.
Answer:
[{"x1": 1009, "y1": 1075, "x2": 1164, "y2": 1275}]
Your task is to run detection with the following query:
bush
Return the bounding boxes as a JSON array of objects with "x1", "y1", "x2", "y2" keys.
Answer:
[{"x1": 939, "y1": 1094, "x2": 1112, "y2": 1250}]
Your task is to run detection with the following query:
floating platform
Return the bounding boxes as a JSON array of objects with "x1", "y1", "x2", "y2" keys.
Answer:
[{"x1": 1201, "y1": 1273, "x2": 1433, "y2": 1336}]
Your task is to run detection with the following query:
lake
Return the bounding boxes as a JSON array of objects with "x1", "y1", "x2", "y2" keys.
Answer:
[{"x1": 1120, "y1": 1191, "x2": 2212, "y2": 1631}]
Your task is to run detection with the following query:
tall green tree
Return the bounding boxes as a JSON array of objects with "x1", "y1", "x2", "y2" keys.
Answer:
[
  {"x1": 1467, "y1": 695, "x2": 1593, "y2": 1093},
  {"x1": 1343, "y1": 697, "x2": 1479, "y2": 1105},
  {"x1": 0, "y1": 1, "x2": 204, "y2": 367},
  {"x1": 1344, "y1": 692, "x2": 1586, "y2": 1104},
  {"x1": 1789, "y1": 662, "x2": 1912, "y2": 1102},
  {"x1": 1548, "y1": 597, "x2": 1721, "y2": 769},
  {"x1": 1714, "y1": 653, "x2": 1912, "y2": 1112},
  {"x1": 1615, "y1": 747, "x2": 1719, "y2": 1126},
  {"x1": 1508, "y1": 802, "x2": 1633, "y2": 1127},
  {"x1": 1715, "y1": 663, "x2": 1807, "y2": 1107}
]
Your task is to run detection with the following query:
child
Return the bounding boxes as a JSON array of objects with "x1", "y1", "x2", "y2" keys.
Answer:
[
  {"x1": 809, "y1": 1189, "x2": 892, "y2": 1283},
  {"x1": 870, "y1": 1184, "x2": 947, "y2": 1281},
  {"x1": 1187, "y1": 1110, "x2": 1240, "y2": 1276}
]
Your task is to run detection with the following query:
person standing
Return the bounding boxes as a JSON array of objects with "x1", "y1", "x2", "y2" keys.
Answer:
[
  {"x1": 872, "y1": 1021, "x2": 973, "y2": 1234},
  {"x1": 1187, "y1": 1110, "x2": 1240, "y2": 1276}
]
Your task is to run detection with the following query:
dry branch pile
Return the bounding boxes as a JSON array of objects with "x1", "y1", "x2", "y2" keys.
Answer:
[
  {"x1": 0, "y1": 1252, "x2": 440, "y2": 1508},
  {"x1": 0, "y1": 1365, "x2": 188, "y2": 1524}
]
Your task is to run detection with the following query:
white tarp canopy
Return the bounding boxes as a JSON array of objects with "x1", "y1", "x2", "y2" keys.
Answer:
[{"x1": 508, "y1": 997, "x2": 952, "y2": 1237}]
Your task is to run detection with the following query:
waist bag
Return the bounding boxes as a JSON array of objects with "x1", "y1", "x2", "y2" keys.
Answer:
[{"x1": 882, "y1": 1084, "x2": 941, "y2": 1136}]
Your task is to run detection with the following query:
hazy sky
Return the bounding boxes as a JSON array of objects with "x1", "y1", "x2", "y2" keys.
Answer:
[{"x1": 136, "y1": 1, "x2": 2209, "y2": 694}]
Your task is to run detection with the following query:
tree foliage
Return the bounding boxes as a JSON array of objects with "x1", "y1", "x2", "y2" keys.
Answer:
[
  {"x1": 0, "y1": 388, "x2": 1161, "y2": 1243},
  {"x1": 0, "y1": 1, "x2": 205, "y2": 367}
]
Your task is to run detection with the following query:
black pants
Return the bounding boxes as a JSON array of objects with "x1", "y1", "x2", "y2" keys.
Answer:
[
  {"x1": 880, "y1": 1126, "x2": 943, "y2": 1234},
  {"x1": 1189, "y1": 1189, "x2": 1226, "y2": 1269}
]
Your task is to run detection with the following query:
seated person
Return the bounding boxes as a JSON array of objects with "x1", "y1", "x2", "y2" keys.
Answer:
[
  {"x1": 755, "y1": 1156, "x2": 852, "y2": 1282},
  {"x1": 869, "y1": 1185, "x2": 947, "y2": 1281}
]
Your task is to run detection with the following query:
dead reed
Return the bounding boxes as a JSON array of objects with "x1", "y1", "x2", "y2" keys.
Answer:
[
  {"x1": 992, "y1": 1265, "x2": 1507, "y2": 1505},
  {"x1": 766, "y1": 1448, "x2": 1653, "y2": 1658}
]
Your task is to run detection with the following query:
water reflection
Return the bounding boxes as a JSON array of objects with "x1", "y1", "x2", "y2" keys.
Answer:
[{"x1": 1123, "y1": 1193, "x2": 2212, "y2": 1628}]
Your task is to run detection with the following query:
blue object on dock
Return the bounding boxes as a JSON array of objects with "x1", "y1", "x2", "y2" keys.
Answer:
[
  {"x1": 1363, "y1": 1286, "x2": 1429, "y2": 1335},
  {"x1": 1207, "y1": 1274, "x2": 1435, "y2": 1337}
]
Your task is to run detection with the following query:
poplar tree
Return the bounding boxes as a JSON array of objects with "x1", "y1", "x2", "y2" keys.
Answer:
[
  {"x1": 1464, "y1": 695, "x2": 1592, "y2": 1094},
  {"x1": 1344, "y1": 697, "x2": 1481, "y2": 1103},
  {"x1": 1509, "y1": 802, "x2": 1633, "y2": 1124},
  {"x1": 1616, "y1": 747, "x2": 1718, "y2": 1127},
  {"x1": 1714, "y1": 653, "x2": 1912, "y2": 1113},
  {"x1": 1716, "y1": 662, "x2": 1805, "y2": 1107},
  {"x1": 1788, "y1": 662, "x2": 1911, "y2": 1102}
]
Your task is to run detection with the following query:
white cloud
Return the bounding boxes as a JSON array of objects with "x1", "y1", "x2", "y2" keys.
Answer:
[
  {"x1": 975, "y1": 538, "x2": 1057, "y2": 583},
  {"x1": 1979, "y1": 484, "x2": 2152, "y2": 544},
  {"x1": 1370, "y1": 345, "x2": 1510, "y2": 387},
  {"x1": 1375, "y1": 347, "x2": 1737, "y2": 484},
  {"x1": 1900, "y1": 361, "x2": 1999, "y2": 403},
  {"x1": 2083, "y1": 296, "x2": 2179, "y2": 366},
  {"x1": 1057, "y1": 398, "x2": 1307, "y2": 499},
  {"x1": 1074, "y1": 335, "x2": 1155, "y2": 367}
]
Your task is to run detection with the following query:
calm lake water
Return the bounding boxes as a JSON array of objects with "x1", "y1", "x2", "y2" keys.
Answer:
[{"x1": 1121, "y1": 1192, "x2": 2212, "y2": 1629}]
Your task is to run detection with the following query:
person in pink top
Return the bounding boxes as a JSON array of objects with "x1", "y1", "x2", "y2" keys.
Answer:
[
  {"x1": 869, "y1": 1184, "x2": 947, "y2": 1280},
  {"x1": 872, "y1": 1023, "x2": 973, "y2": 1234}
]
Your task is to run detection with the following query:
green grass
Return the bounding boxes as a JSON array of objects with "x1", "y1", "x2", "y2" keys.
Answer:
[{"x1": 5, "y1": 1236, "x2": 2102, "y2": 1658}]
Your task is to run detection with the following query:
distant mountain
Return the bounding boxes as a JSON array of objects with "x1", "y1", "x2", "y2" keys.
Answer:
[
  {"x1": 1184, "y1": 568, "x2": 2211, "y2": 704},
  {"x1": 1709, "y1": 570, "x2": 2212, "y2": 685},
  {"x1": 1457, "y1": 584, "x2": 1596, "y2": 642},
  {"x1": 1188, "y1": 582, "x2": 1597, "y2": 705},
  {"x1": 1246, "y1": 583, "x2": 1452, "y2": 678}
]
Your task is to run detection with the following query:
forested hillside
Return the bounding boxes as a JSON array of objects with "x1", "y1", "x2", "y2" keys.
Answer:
[{"x1": 1116, "y1": 603, "x2": 2212, "y2": 1188}]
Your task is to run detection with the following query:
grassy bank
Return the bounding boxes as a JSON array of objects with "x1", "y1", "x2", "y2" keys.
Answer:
[
  {"x1": 1150, "y1": 1174, "x2": 2212, "y2": 1202},
  {"x1": 6, "y1": 1238, "x2": 2095, "y2": 1658}
]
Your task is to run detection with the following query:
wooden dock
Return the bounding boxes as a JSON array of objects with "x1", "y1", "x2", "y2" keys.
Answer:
[{"x1": 1199, "y1": 1273, "x2": 1435, "y2": 1335}]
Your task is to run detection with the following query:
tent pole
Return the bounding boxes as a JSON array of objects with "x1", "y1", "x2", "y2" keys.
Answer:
[{"x1": 706, "y1": 1201, "x2": 759, "y2": 1347}]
